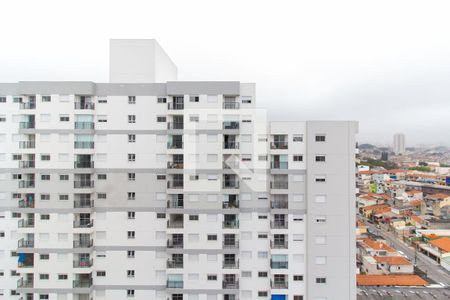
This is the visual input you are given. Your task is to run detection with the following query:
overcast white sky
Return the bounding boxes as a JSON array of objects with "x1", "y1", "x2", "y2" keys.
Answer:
[{"x1": 1, "y1": 0, "x2": 450, "y2": 146}]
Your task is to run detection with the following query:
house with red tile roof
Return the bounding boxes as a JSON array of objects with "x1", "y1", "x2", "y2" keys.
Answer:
[{"x1": 356, "y1": 274, "x2": 427, "y2": 286}]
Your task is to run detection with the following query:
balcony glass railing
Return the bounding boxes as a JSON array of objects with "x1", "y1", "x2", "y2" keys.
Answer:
[
  {"x1": 167, "y1": 122, "x2": 184, "y2": 130},
  {"x1": 73, "y1": 219, "x2": 94, "y2": 228},
  {"x1": 270, "y1": 220, "x2": 288, "y2": 229},
  {"x1": 270, "y1": 240, "x2": 288, "y2": 249},
  {"x1": 19, "y1": 122, "x2": 35, "y2": 129},
  {"x1": 73, "y1": 278, "x2": 93, "y2": 288},
  {"x1": 74, "y1": 161, "x2": 94, "y2": 168},
  {"x1": 271, "y1": 162, "x2": 289, "y2": 169},
  {"x1": 271, "y1": 280, "x2": 288, "y2": 289},
  {"x1": 223, "y1": 102, "x2": 240, "y2": 109},
  {"x1": 73, "y1": 259, "x2": 93, "y2": 268},
  {"x1": 17, "y1": 278, "x2": 33, "y2": 288},
  {"x1": 223, "y1": 240, "x2": 239, "y2": 249},
  {"x1": 73, "y1": 239, "x2": 93, "y2": 248},
  {"x1": 223, "y1": 180, "x2": 239, "y2": 189},
  {"x1": 166, "y1": 260, "x2": 184, "y2": 268},
  {"x1": 73, "y1": 200, "x2": 94, "y2": 208},
  {"x1": 168, "y1": 102, "x2": 184, "y2": 110},
  {"x1": 19, "y1": 180, "x2": 35, "y2": 188},
  {"x1": 271, "y1": 260, "x2": 289, "y2": 269},
  {"x1": 74, "y1": 141, "x2": 94, "y2": 149},
  {"x1": 167, "y1": 280, "x2": 184, "y2": 288},
  {"x1": 270, "y1": 182, "x2": 288, "y2": 189},
  {"x1": 222, "y1": 280, "x2": 239, "y2": 289},
  {"x1": 18, "y1": 239, "x2": 34, "y2": 248},
  {"x1": 167, "y1": 240, "x2": 184, "y2": 248},
  {"x1": 223, "y1": 220, "x2": 239, "y2": 229},
  {"x1": 167, "y1": 141, "x2": 183, "y2": 149},
  {"x1": 270, "y1": 200, "x2": 288, "y2": 209},
  {"x1": 222, "y1": 201, "x2": 239, "y2": 209},
  {"x1": 19, "y1": 161, "x2": 35, "y2": 168},
  {"x1": 19, "y1": 141, "x2": 35, "y2": 149},
  {"x1": 223, "y1": 141, "x2": 239, "y2": 149},
  {"x1": 223, "y1": 260, "x2": 239, "y2": 269},
  {"x1": 19, "y1": 102, "x2": 36, "y2": 109},
  {"x1": 18, "y1": 199, "x2": 34, "y2": 208},
  {"x1": 167, "y1": 162, "x2": 184, "y2": 169},
  {"x1": 74, "y1": 180, "x2": 94, "y2": 188},
  {"x1": 74, "y1": 102, "x2": 95, "y2": 110},
  {"x1": 18, "y1": 219, "x2": 35, "y2": 228},
  {"x1": 167, "y1": 200, "x2": 184, "y2": 208},
  {"x1": 223, "y1": 121, "x2": 239, "y2": 130},
  {"x1": 270, "y1": 141, "x2": 288, "y2": 149},
  {"x1": 167, "y1": 220, "x2": 184, "y2": 229},
  {"x1": 74, "y1": 122, "x2": 95, "y2": 130},
  {"x1": 167, "y1": 181, "x2": 184, "y2": 189}
]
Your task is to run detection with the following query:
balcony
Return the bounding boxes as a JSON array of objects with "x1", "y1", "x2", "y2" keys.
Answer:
[
  {"x1": 167, "y1": 239, "x2": 184, "y2": 249},
  {"x1": 223, "y1": 121, "x2": 239, "y2": 130},
  {"x1": 223, "y1": 102, "x2": 240, "y2": 109},
  {"x1": 270, "y1": 182, "x2": 288, "y2": 189},
  {"x1": 270, "y1": 240, "x2": 288, "y2": 249},
  {"x1": 73, "y1": 239, "x2": 93, "y2": 248},
  {"x1": 223, "y1": 220, "x2": 239, "y2": 229},
  {"x1": 74, "y1": 141, "x2": 94, "y2": 149},
  {"x1": 18, "y1": 219, "x2": 35, "y2": 228},
  {"x1": 73, "y1": 219, "x2": 94, "y2": 228},
  {"x1": 18, "y1": 199, "x2": 34, "y2": 208},
  {"x1": 270, "y1": 200, "x2": 288, "y2": 209},
  {"x1": 74, "y1": 161, "x2": 94, "y2": 169},
  {"x1": 167, "y1": 180, "x2": 183, "y2": 189},
  {"x1": 75, "y1": 122, "x2": 95, "y2": 130},
  {"x1": 19, "y1": 161, "x2": 35, "y2": 169},
  {"x1": 222, "y1": 201, "x2": 239, "y2": 209},
  {"x1": 271, "y1": 260, "x2": 289, "y2": 269},
  {"x1": 167, "y1": 220, "x2": 184, "y2": 229},
  {"x1": 167, "y1": 280, "x2": 183, "y2": 288},
  {"x1": 167, "y1": 141, "x2": 183, "y2": 149},
  {"x1": 270, "y1": 142, "x2": 288, "y2": 150},
  {"x1": 73, "y1": 259, "x2": 93, "y2": 268},
  {"x1": 271, "y1": 162, "x2": 288, "y2": 169},
  {"x1": 17, "y1": 278, "x2": 33, "y2": 288},
  {"x1": 223, "y1": 141, "x2": 239, "y2": 149},
  {"x1": 19, "y1": 141, "x2": 35, "y2": 149},
  {"x1": 74, "y1": 180, "x2": 94, "y2": 189},
  {"x1": 73, "y1": 278, "x2": 93, "y2": 288},
  {"x1": 19, "y1": 102, "x2": 36, "y2": 109},
  {"x1": 168, "y1": 102, "x2": 184, "y2": 110},
  {"x1": 271, "y1": 280, "x2": 288, "y2": 289},
  {"x1": 270, "y1": 221, "x2": 288, "y2": 229},
  {"x1": 19, "y1": 180, "x2": 35, "y2": 188},
  {"x1": 18, "y1": 239, "x2": 34, "y2": 248},
  {"x1": 167, "y1": 161, "x2": 184, "y2": 169},
  {"x1": 167, "y1": 199, "x2": 184, "y2": 209},
  {"x1": 74, "y1": 200, "x2": 94, "y2": 208},
  {"x1": 223, "y1": 180, "x2": 239, "y2": 189},
  {"x1": 74, "y1": 102, "x2": 95, "y2": 110},
  {"x1": 223, "y1": 240, "x2": 239, "y2": 249},
  {"x1": 223, "y1": 260, "x2": 239, "y2": 269},
  {"x1": 167, "y1": 122, "x2": 184, "y2": 130},
  {"x1": 19, "y1": 122, "x2": 35, "y2": 129},
  {"x1": 167, "y1": 260, "x2": 184, "y2": 268},
  {"x1": 222, "y1": 280, "x2": 239, "y2": 289},
  {"x1": 223, "y1": 161, "x2": 239, "y2": 169}
]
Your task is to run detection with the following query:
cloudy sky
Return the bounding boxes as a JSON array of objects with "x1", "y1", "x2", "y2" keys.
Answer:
[{"x1": 1, "y1": 0, "x2": 449, "y2": 146}]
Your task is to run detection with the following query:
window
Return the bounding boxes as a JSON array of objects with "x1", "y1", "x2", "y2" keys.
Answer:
[
  {"x1": 40, "y1": 194, "x2": 50, "y2": 201},
  {"x1": 128, "y1": 115, "x2": 136, "y2": 123},
  {"x1": 258, "y1": 214, "x2": 268, "y2": 219},
  {"x1": 98, "y1": 115, "x2": 107, "y2": 122},
  {"x1": 258, "y1": 291, "x2": 268, "y2": 297},
  {"x1": 315, "y1": 135, "x2": 326, "y2": 142},
  {"x1": 98, "y1": 97, "x2": 107, "y2": 103},
  {"x1": 294, "y1": 296, "x2": 304, "y2": 300},
  {"x1": 190, "y1": 95, "x2": 199, "y2": 102},
  {"x1": 59, "y1": 194, "x2": 69, "y2": 201},
  {"x1": 41, "y1": 154, "x2": 51, "y2": 161},
  {"x1": 258, "y1": 233, "x2": 268, "y2": 239},
  {"x1": 41, "y1": 214, "x2": 50, "y2": 220},
  {"x1": 39, "y1": 295, "x2": 49, "y2": 300},
  {"x1": 128, "y1": 134, "x2": 136, "y2": 143},
  {"x1": 316, "y1": 277, "x2": 327, "y2": 284},
  {"x1": 42, "y1": 96, "x2": 51, "y2": 102},
  {"x1": 127, "y1": 290, "x2": 135, "y2": 297},
  {"x1": 157, "y1": 97, "x2": 166, "y2": 103},
  {"x1": 156, "y1": 175, "x2": 166, "y2": 180},
  {"x1": 207, "y1": 234, "x2": 217, "y2": 241},
  {"x1": 127, "y1": 192, "x2": 136, "y2": 200},
  {"x1": 156, "y1": 116, "x2": 166, "y2": 122},
  {"x1": 40, "y1": 254, "x2": 49, "y2": 260},
  {"x1": 156, "y1": 213, "x2": 166, "y2": 219},
  {"x1": 128, "y1": 96, "x2": 136, "y2": 104},
  {"x1": 293, "y1": 155, "x2": 303, "y2": 162},
  {"x1": 0, "y1": 115, "x2": 5, "y2": 122},
  {"x1": 315, "y1": 155, "x2": 326, "y2": 162},
  {"x1": 315, "y1": 176, "x2": 326, "y2": 183},
  {"x1": 97, "y1": 271, "x2": 106, "y2": 277},
  {"x1": 59, "y1": 115, "x2": 69, "y2": 122},
  {"x1": 58, "y1": 274, "x2": 68, "y2": 280},
  {"x1": 293, "y1": 275, "x2": 304, "y2": 281},
  {"x1": 241, "y1": 96, "x2": 252, "y2": 104},
  {"x1": 127, "y1": 250, "x2": 135, "y2": 258},
  {"x1": 127, "y1": 231, "x2": 135, "y2": 239},
  {"x1": 41, "y1": 174, "x2": 50, "y2": 181},
  {"x1": 189, "y1": 215, "x2": 199, "y2": 221},
  {"x1": 315, "y1": 216, "x2": 327, "y2": 223},
  {"x1": 0, "y1": 96, "x2": 6, "y2": 103},
  {"x1": 59, "y1": 174, "x2": 69, "y2": 181},
  {"x1": 207, "y1": 274, "x2": 217, "y2": 281},
  {"x1": 258, "y1": 272, "x2": 268, "y2": 278},
  {"x1": 128, "y1": 173, "x2": 135, "y2": 181},
  {"x1": 98, "y1": 193, "x2": 107, "y2": 199},
  {"x1": 98, "y1": 174, "x2": 107, "y2": 180},
  {"x1": 128, "y1": 153, "x2": 136, "y2": 162},
  {"x1": 128, "y1": 211, "x2": 136, "y2": 219},
  {"x1": 293, "y1": 134, "x2": 303, "y2": 142},
  {"x1": 189, "y1": 115, "x2": 199, "y2": 122},
  {"x1": 39, "y1": 274, "x2": 49, "y2": 280},
  {"x1": 127, "y1": 270, "x2": 135, "y2": 277}
]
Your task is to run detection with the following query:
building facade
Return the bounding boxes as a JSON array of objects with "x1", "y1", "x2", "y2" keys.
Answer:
[
  {"x1": 393, "y1": 133, "x2": 405, "y2": 155},
  {"x1": 0, "y1": 40, "x2": 357, "y2": 300}
]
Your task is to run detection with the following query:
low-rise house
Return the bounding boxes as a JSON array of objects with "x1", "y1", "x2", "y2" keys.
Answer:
[
  {"x1": 360, "y1": 204, "x2": 391, "y2": 221},
  {"x1": 425, "y1": 193, "x2": 450, "y2": 217},
  {"x1": 356, "y1": 220, "x2": 367, "y2": 236},
  {"x1": 373, "y1": 256, "x2": 414, "y2": 274},
  {"x1": 356, "y1": 274, "x2": 427, "y2": 286},
  {"x1": 405, "y1": 190, "x2": 423, "y2": 201},
  {"x1": 358, "y1": 238, "x2": 397, "y2": 258},
  {"x1": 419, "y1": 236, "x2": 450, "y2": 264}
]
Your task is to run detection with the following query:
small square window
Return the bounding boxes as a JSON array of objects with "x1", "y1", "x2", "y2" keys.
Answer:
[
  {"x1": 127, "y1": 231, "x2": 135, "y2": 239},
  {"x1": 58, "y1": 274, "x2": 68, "y2": 280},
  {"x1": 128, "y1": 173, "x2": 136, "y2": 181},
  {"x1": 127, "y1": 270, "x2": 135, "y2": 277},
  {"x1": 127, "y1": 192, "x2": 136, "y2": 200},
  {"x1": 128, "y1": 96, "x2": 136, "y2": 104},
  {"x1": 42, "y1": 96, "x2": 51, "y2": 102},
  {"x1": 128, "y1": 154, "x2": 136, "y2": 162},
  {"x1": 41, "y1": 174, "x2": 50, "y2": 180},
  {"x1": 157, "y1": 116, "x2": 166, "y2": 122},
  {"x1": 128, "y1": 134, "x2": 136, "y2": 143},
  {"x1": 59, "y1": 115, "x2": 69, "y2": 122},
  {"x1": 97, "y1": 174, "x2": 107, "y2": 180},
  {"x1": 59, "y1": 174, "x2": 69, "y2": 181},
  {"x1": 128, "y1": 211, "x2": 136, "y2": 219},
  {"x1": 156, "y1": 213, "x2": 166, "y2": 219},
  {"x1": 128, "y1": 115, "x2": 136, "y2": 123},
  {"x1": 207, "y1": 234, "x2": 217, "y2": 241},
  {"x1": 315, "y1": 135, "x2": 326, "y2": 142},
  {"x1": 207, "y1": 274, "x2": 217, "y2": 281},
  {"x1": 189, "y1": 215, "x2": 199, "y2": 221},
  {"x1": 315, "y1": 155, "x2": 326, "y2": 162},
  {"x1": 157, "y1": 97, "x2": 167, "y2": 103},
  {"x1": 293, "y1": 155, "x2": 303, "y2": 162},
  {"x1": 127, "y1": 250, "x2": 135, "y2": 258},
  {"x1": 97, "y1": 271, "x2": 106, "y2": 277}
]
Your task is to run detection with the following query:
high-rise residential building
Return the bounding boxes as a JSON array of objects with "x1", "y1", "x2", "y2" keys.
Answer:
[
  {"x1": 0, "y1": 39, "x2": 358, "y2": 300},
  {"x1": 393, "y1": 133, "x2": 406, "y2": 155}
]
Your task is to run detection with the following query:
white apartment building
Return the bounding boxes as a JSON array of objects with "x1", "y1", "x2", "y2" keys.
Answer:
[{"x1": 0, "y1": 39, "x2": 358, "y2": 300}]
